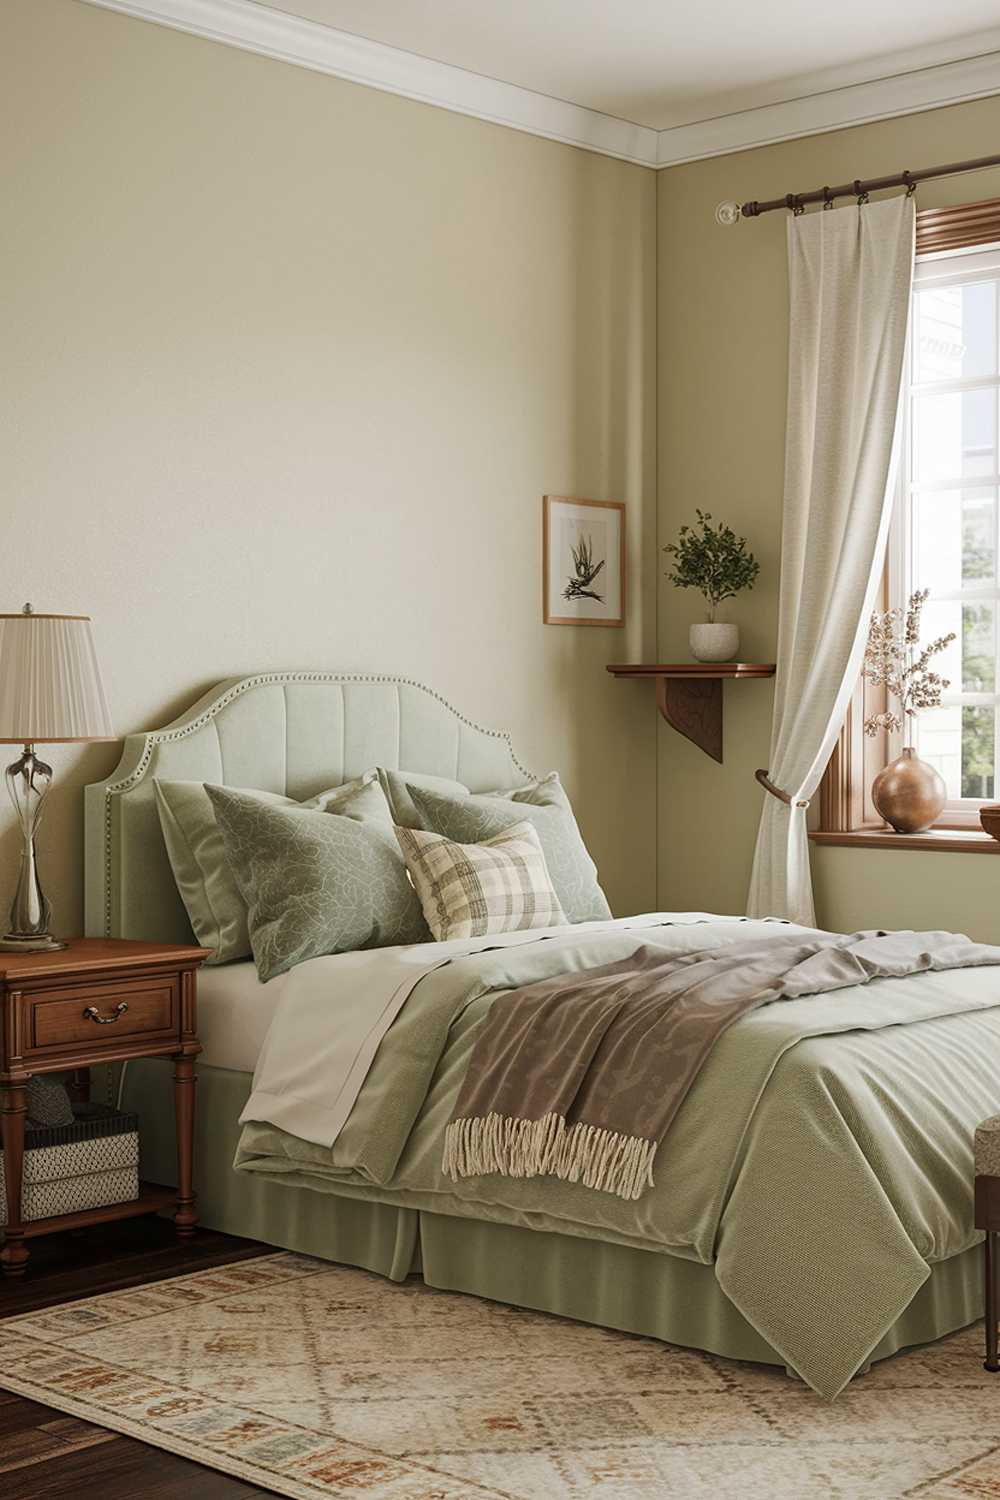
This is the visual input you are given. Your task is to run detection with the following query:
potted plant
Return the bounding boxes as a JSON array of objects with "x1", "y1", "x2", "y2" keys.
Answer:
[
  {"x1": 862, "y1": 589, "x2": 956, "y2": 833},
  {"x1": 663, "y1": 511, "x2": 760, "y2": 662}
]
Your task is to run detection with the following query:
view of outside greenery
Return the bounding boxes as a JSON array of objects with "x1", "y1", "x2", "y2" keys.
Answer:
[
  {"x1": 961, "y1": 508, "x2": 994, "y2": 795},
  {"x1": 909, "y1": 268, "x2": 998, "y2": 801}
]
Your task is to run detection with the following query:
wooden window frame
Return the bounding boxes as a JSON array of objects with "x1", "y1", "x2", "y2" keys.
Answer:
[{"x1": 813, "y1": 197, "x2": 1000, "y2": 853}]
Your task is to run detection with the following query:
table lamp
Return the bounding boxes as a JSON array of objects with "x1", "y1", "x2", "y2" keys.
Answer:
[{"x1": 0, "y1": 605, "x2": 115, "y2": 951}]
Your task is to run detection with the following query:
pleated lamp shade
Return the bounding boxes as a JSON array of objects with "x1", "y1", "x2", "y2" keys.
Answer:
[{"x1": 0, "y1": 609, "x2": 115, "y2": 743}]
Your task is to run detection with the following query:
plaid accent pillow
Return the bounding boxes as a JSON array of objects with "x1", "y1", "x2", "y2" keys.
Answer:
[{"x1": 395, "y1": 820, "x2": 568, "y2": 941}]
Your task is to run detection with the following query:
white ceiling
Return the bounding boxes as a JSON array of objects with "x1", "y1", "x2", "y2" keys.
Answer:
[{"x1": 253, "y1": 0, "x2": 1000, "y2": 131}]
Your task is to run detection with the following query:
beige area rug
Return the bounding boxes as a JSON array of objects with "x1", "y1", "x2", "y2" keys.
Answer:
[{"x1": 1, "y1": 1253, "x2": 999, "y2": 1500}]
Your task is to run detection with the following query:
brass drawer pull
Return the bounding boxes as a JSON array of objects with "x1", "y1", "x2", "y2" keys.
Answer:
[{"x1": 82, "y1": 1001, "x2": 129, "y2": 1025}]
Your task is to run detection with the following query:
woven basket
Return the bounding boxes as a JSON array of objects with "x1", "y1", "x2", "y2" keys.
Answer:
[{"x1": 0, "y1": 1103, "x2": 139, "y2": 1224}]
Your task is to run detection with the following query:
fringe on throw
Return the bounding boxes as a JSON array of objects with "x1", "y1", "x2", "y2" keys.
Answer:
[{"x1": 442, "y1": 1111, "x2": 657, "y2": 1202}]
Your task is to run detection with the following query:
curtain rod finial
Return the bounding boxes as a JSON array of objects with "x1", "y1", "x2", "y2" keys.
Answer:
[{"x1": 715, "y1": 201, "x2": 741, "y2": 226}]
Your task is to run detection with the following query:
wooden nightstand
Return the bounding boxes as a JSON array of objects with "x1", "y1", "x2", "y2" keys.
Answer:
[{"x1": 0, "y1": 938, "x2": 210, "y2": 1278}]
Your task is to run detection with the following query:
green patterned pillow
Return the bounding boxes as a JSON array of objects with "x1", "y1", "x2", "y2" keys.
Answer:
[
  {"x1": 155, "y1": 774, "x2": 390, "y2": 964},
  {"x1": 403, "y1": 774, "x2": 611, "y2": 923},
  {"x1": 205, "y1": 785, "x2": 430, "y2": 982},
  {"x1": 377, "y1": 769, "x2": 469, "y2": 830}
]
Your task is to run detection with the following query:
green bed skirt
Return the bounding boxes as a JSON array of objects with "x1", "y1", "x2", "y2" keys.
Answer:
[{"x1": 126, "y1": 1058, "x2": 983, "y2": 1376}]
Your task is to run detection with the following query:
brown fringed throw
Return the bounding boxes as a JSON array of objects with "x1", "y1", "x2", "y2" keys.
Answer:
[{"x1": 443, "y1": 929, "x2": 1000, "y2": 1201}]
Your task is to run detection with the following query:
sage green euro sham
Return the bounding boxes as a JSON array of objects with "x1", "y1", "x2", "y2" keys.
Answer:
[
  {"x1": 376, "y1": 769, "x2": 470, "y2": 830},
  {"x1": 380, "y1": 770, "x2": 611, "y2": 923},
  {"x1": 205, "y1": 784, "x2": 430, "y2": 982},
  {"x1": 154, "y1": 773, "x2": 390, "y2": 964}
]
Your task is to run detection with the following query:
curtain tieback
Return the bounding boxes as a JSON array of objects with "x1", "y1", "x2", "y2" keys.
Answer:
[{"x1": 755, "y1": 770, "x2": 810, "y2": 809}]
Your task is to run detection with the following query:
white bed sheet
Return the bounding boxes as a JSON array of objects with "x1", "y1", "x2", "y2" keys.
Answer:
[
  {"x1": 197, "y1": 961, "x2": 293, "y2": 1073},
  {"x1": 199, "y1": 914, "x2": 750, "y2": 1081},
  {"x1": 239, "y1": 914, "x2": 742, "y2": 1149}
]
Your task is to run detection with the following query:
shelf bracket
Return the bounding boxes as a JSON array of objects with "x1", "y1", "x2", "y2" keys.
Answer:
[
  {"x1": 655, "y1": 676, "x2": 723, "y2": 763},
  {"x1": 607, "y1": 663, "x2": 776, "y2": 764}
]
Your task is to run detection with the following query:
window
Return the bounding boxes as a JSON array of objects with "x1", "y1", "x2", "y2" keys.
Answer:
[
  {"x1": 817, "y1": 199, "x2": 1000, "y2": 847},
  {"x1": 893, "y1": 241, "x2": 1000, "y2": 821}
]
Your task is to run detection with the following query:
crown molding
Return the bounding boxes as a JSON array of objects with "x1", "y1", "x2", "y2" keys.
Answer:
[
  {"x1": 80, "y1": 0, "x2": 1000, "y2": 172},
  {"x1": 78, "y1": 0, "x2": 659, "y2": 167},
  {"x1": 656, "y1": 47, "x2": 1000, "y2": 167}
]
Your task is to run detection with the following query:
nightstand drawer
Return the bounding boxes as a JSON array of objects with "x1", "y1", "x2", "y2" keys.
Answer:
[{"x1": 28, "y1": 976, "x2": 179, "y2": 1052}]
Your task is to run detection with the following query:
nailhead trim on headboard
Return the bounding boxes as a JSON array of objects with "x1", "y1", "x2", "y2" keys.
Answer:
[{"x1": 99, "y1": 671, "x2": 534, "y2": 936}]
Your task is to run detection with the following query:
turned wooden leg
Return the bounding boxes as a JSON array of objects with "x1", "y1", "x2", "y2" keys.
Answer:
[
  {"x1": 173, "y1": 1055, "x2": 198, "y2": 1239},
  {"x1": 1, "y1": 1083, "x2": 29, "y2": 1279},
  {"x1": 986, "y1": 1232, "x2": 999, "y2": 1373}
]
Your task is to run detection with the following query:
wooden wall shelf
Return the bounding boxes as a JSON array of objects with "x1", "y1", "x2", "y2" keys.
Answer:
[{"x1": 607, "y1": 663, "x2": 776, "y2": 763}]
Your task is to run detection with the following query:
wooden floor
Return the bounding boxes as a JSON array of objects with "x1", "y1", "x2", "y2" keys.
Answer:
[{"x1": 0, "y1": 1217, "x2": 279, "y2": 1499}]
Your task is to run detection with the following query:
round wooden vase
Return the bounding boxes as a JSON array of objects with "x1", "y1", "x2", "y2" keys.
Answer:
[
  {"x1": 872, "y1": 748, "x2": 946, "y2": 834},
  {"x1": 980, "y1": 805, "x2": 1000, "y2": 841}
]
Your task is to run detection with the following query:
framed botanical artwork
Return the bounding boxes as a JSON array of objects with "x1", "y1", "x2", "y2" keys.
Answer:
[{"x1": 543, "y1": 495, "x2": 625, "y2": 627}]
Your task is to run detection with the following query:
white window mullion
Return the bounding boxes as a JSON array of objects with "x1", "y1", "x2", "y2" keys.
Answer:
[
  {"x1": 917, "y1": 586, "x2": 998, "y2": 604},
  {"x1": 912, "y1": 374, "x2": 1000, "y2": 397},
  {"x1": 910, "y1": 473, "x2": 1000, "y2": 494}
]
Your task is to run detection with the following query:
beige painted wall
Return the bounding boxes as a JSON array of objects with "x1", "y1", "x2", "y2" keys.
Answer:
[
  {"x1": 1, "y1": 0, "x2": 657, "y2": 937},
  {"x1": 656, "y1": 94, "x2": 1000, "y2": 940},
  {"x1": 9, "y1": 0, "x2": 1000, "y2": 944}
]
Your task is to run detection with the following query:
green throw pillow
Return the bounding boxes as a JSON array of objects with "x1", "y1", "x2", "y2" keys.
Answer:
[
  {"x1": 403, "y1": 774, "x2": 611, "y2": 924},
  {"x1": 154, "y1": 773, "x2": 390, "y2": 964},
  {"x1": 377, "y1": 769, "x2": 469, "y2": 829},
  {"x1": 205, "y1": 785, "x2": 430, "y2": 982}
]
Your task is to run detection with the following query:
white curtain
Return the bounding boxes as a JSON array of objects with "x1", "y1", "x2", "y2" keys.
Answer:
[{"x1": 747, "y1": 194, "x2": 915, "y2": 927}]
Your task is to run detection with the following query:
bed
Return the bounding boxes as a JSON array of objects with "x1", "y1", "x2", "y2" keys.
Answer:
[{"x1": 84, "y1": 671, "x2": 993, "y2": 1399}]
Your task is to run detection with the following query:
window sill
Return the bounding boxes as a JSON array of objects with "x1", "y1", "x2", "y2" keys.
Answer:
[{"x1": 809, "y1": 828, "x2": 1000, "y2": 853}]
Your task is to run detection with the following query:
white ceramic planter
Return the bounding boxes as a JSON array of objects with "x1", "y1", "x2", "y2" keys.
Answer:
[{"x1": 689, "y1": 622, "x2": 739, "y2": 663}]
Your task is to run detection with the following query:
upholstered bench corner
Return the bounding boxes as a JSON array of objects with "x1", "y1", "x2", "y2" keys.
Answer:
[
  {"x1": 975, "y1": 1117, "x2": 1000, "y2": 1233},
  {"x1": 976, "y1": 1116, "x2": 1000, "y2": 1179},
  {"x1": 975, "y1": 1114, "x2": 1000, "y2": 1373}
]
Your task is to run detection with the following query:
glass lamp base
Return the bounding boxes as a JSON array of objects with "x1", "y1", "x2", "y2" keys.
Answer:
[
  {"x1": 4, "y1": 746, "x2": 65, "y2": 956},
  {"x1": 0, "y1": 933, "x2": 67, "y2": 952}
]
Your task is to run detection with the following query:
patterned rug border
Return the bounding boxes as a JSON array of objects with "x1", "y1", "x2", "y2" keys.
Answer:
[
  {"x1": 0, "y1": 1253, "x2": 340, "y2": 1500},
  {"x1": 0, "y1": 1361, "x2": 331, "y2": 1500},
  {"x1": 0, "y1": 1252, "x2": 497, "y2": 1500}
]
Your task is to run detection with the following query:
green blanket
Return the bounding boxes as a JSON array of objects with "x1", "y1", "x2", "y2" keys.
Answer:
[{"x1": 236, "y1": 918, "x2": 1000, "y2": 1397}]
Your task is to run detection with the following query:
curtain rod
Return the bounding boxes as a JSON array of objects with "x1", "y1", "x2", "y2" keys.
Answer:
[{"x1": 740, "y1": 152, "x2": 1000, "y2": 219}]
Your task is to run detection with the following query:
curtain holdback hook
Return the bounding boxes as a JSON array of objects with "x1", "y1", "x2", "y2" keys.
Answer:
[{"x1": 755, "y1": 770, "x2": 810, "y2": 809}]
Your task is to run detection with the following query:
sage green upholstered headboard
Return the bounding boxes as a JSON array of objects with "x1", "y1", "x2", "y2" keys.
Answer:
[{"x1": 84, "y1": 672, "x2": 532, "y2": 943}]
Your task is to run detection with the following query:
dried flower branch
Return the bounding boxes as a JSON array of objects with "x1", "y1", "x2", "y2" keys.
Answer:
[{"x1": 861, "y1": 588, "x2": 955, "y2": 744}]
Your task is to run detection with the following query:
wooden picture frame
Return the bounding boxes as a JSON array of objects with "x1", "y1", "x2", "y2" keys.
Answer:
[{"x1": 543, "y1": 495, "x2": 625, "y2": 627}]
